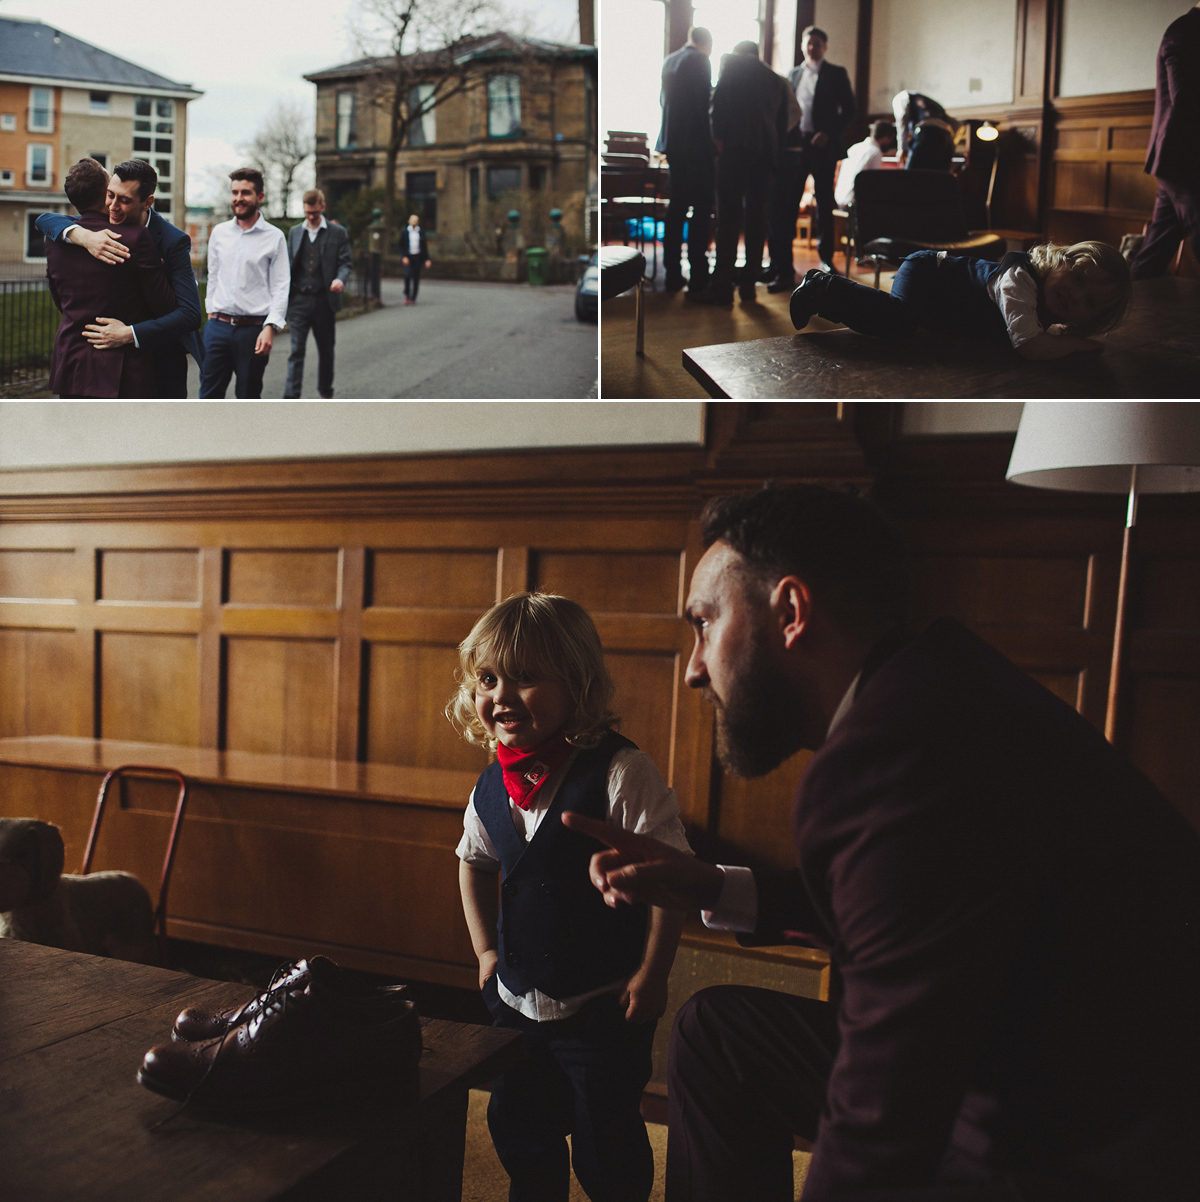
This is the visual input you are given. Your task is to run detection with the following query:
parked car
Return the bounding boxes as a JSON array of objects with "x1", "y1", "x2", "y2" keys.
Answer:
[{"x1": 575, "y1": 251, "x2": 598, "y2": 322}]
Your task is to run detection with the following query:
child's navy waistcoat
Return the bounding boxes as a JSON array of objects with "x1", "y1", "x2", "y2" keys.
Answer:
[
  {"x1": 895, "y1": 249, "x2": 1034, "y2": 340},
  {"x1": 474, "y1": 730, "x2": 649, "y2": 1001}
]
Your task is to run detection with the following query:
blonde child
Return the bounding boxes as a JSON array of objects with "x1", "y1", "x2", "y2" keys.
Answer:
[
  {"x1": 789, "y1": 240, "x2": 1133, "y2": 359},
  {"x1": 450, "y1": 592, "x2": 690, "y2": 1202}
]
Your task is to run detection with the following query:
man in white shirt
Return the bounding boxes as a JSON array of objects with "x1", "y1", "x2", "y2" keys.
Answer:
[
  {"x1": 401, "y1": 214, "x2": 431, "y2": 304},
  {"x1": 199, "y1": 168, "x2": 290, "y2": 399},
  {"x1": 834, "y1": 118, "x2": 896, "y2": 209}
]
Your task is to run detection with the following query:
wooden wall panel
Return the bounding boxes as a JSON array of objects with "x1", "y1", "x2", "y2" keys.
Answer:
[
  {"x1": 364, "y1": 641, "x2": 489, "y2": 775},
  {"x1": 718, "y1": 751, "x2": 813, "y2": 869},
  {"x1": 606, "y1": 651, "x2": 677, "y2": 782},
  {"x1": 99, "y1": 549, "x2": 199, "y2": 603},
  {"x1": 1127, "y1": 678, "x2": 1200, "y2": 833},
  {"x1": 533, "y1": 550, "x2": 683, "y2": 615},
  {"x1": 910, "y1": 555, "x2": 1090, "y2": 630},
  {"x1": 226, "y1": 550, "x2": 340, "y2": 607},
  {"x1": 225, "y1": 636, "x2": 336, "y2": 757},
  {"x1": 0, "y1": 549, "x2": 76, "y2": 600},
  {"x1": 99, "y1": 632, "x2": 200, "y2": 745},
  {"x1": 370, "y1": 549, "x2": 498, "y2": 609},
  {"x1": 0, "y1": 628, "x2": 84, "y2": 737}
]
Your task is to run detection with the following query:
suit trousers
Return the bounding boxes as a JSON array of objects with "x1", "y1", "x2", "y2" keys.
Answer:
[
  {"x1": 152, "y1": 350, "x2": 189, "y2": 399},
  {"x1": 1130, "y1": 178, "x2": 1200, "y2": 279},
  {"x1": 663, "y1": 151, "x2": 715, "y2": 286},
  {"x1": 284, "y1": 294, "x2": 336, "y2": 398},
  {"x1": 198, "y1": 319, "x2": 269, "y2": 399},
  {"x1": 667, "y1": 986, "x2": 1111, "y2": 1202},
  {"x1": 483, "y1": 976, "x2": 656, "y2": 1202},
  {"x1": 713, "y1": 148, "x2": 771, "y2": 290},
  {"x1": 767, "y1": 143, "x2": 838, "y2": 281},
  {"x1": 403, "y1": 261, "x2": 424, "y2": 301}
]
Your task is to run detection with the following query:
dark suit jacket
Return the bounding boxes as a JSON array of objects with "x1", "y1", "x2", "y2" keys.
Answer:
[
  {"x1": 711, "y1": 54, "x2": 789, "y2": 169},
  {"x1": 1145, "y1": 8, "x2": 1200, "y2": 187},
  {"x1": 37, "y1": 208, "x2": 204, "y2": 367},
  {"x1": 751, "y1": 618, "x2": 1200, "y2": 1199},
  {"x1": 286, "y1": 219, "x2": 354, "y2": 313},
  {"x1": 45, "y1": 210, "x2": 175, "y2": 397},
  {"x1": 786, "y1": 60, "x2": 857, "y2": 157},
  {"x1": 399, "y1": 225, "x2": 430, "y2": 269},
  {"x1": 655, "y1": 43, "x2": 713, "y2": 158}
]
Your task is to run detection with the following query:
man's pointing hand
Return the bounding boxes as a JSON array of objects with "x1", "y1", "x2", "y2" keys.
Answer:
[{"x1": 561, "y1": 812, "x2": 724, "y2": 913}]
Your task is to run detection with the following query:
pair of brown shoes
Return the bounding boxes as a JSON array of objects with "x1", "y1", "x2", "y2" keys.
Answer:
[{"x1": 137, "y1": 956, "x2": 422, "y2": 1112}]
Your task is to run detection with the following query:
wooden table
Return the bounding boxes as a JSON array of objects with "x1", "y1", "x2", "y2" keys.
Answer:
[
  {"x1": 0, "y1": 940, "x2": 521, "y2": 1202},
  {"x1": 683, "y1": 275, "x2": 1199, "y2": 398}
]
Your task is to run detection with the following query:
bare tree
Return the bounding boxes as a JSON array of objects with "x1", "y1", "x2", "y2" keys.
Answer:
[
  {"x1": 240, "y1": 99, "x2": 315, "y2": 218},
  {"x1": 350, "y1": 0, "x2": 499, "y2": 238}
]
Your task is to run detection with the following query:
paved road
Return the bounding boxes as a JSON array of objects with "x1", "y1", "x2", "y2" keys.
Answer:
[{"x1": 186, "y1": 277, "x2": 597, "y2": 399}]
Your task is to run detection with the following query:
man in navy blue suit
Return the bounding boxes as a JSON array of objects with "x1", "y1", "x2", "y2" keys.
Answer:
[{"x1": 37, "y1": 159, "x2": 204, "y2": 397}]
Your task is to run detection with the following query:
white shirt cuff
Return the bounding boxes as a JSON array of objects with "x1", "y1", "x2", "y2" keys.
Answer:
[
  {"x1": 701, "y1": 864, "x2": 758, "y2": 933},
  {"x1": 130, "y1": 327, "x2": 140, "y2": 348}
]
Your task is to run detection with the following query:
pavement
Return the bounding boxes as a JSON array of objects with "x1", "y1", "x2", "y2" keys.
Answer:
[{"x1": 186, "y1": 277, "x2": 598, "y2": 399}]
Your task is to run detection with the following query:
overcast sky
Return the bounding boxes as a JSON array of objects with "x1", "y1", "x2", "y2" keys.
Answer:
[{"x1": 9, "y1": 0, "x2": 585, "y2": 207}]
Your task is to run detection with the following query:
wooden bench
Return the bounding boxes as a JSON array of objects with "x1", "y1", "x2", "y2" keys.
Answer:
[{"x1": 0, "y1": 737, "x2": 480, "y2": 989}]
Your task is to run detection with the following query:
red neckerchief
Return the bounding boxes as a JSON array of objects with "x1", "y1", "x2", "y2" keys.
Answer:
[{"x1": 495, "y1": 733, "x2": 574, "y2": 810}]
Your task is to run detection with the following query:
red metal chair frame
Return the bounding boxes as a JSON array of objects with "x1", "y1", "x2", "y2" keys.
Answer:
[{"x1": 80, "y1": 765, "x2": 189, "y2": 966}]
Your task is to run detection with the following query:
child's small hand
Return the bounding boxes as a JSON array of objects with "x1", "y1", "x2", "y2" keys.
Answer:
[
  {"x1": 478, "y1": 948, "x2": 499, "y2": 990},
  {"x1": 621, "y1": 966, "x2": 669, "y2": 1023}
]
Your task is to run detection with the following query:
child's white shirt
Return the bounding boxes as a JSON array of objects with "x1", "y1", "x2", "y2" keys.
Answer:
[
  {"x1": 457, "y1": 744, "x2": 692, "y2": 1021},
  {"x1": 989, "y1": 262, "x2": 1051, "y2": 349}
]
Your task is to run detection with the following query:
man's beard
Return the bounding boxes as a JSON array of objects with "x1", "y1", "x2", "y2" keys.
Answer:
[{"x1": 708, "y1": 630, "x2": 807, "y2": 779}]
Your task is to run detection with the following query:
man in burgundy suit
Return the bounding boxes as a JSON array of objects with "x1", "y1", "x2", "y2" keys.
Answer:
[
  {"x1": 45, "y1": 159, "x2": 175, "y2": 397},
  {"x1": 567, "y1": 484, "x2": 1200, "y2": 1201},
  {"x1": 1130, "y1": 4, "x2": 1200, "y2": 278}
]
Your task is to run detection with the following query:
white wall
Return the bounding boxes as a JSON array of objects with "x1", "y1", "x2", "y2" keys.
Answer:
[
  {"x1": 0, "y1": 402, "x2": 706, "y2": 469},
  {"x1": 813, "y1": 0, "x2": 860, "y2": 93},
  {"x1": 902, "y1": 402, "x2": 1023, "y2": 435},
  {"x1": 1057, "y1": 0, "x2": 1177, "y2": 97},
  {"x1": 870, "y1": 0, "x2": 1017, "y2": 114}
]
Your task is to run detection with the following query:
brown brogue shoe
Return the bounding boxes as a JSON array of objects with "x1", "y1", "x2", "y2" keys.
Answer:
[
  {"x1": 171, "y1": 956, "x2": 410, "y2": 1042},
  {"x1": 142, "y1": 956, "x2": 422, "y2": 1111}
]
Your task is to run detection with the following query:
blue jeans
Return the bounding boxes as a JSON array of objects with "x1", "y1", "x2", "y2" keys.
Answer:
[
  {"x1": 482, "y1": 977, "x2": 656, "y2": 1202},
  {"x1": 199, "y1": 319, "x2": 269, "y2": 398}
]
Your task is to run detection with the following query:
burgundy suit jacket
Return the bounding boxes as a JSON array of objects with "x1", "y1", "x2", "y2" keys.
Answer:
[
  {"x1": 1144, "y1": 7, "x2": 1200, "y2": 187},
  {"x1": 45, "y1": 210, "x2": 175, "y2": 398},
  {"x1": 752, "y1": 619, "x2": 1200, "y2": 1199}
]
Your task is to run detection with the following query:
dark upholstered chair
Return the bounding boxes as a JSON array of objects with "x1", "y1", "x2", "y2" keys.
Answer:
[
  {"x1": 854, "y1": 169, "x2": 1005, "y2": 288},
  {"x1": 599, "y1": 246, "x2": 646, "y2": 355}
]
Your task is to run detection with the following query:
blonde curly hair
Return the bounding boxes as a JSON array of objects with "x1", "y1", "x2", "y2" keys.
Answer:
[
  {"x1": 1026, "y1": 240, "x2": 1133, "y2": 337},
  {"x1": 445, "y1": 592, "x2": 619, "y2": 750}
]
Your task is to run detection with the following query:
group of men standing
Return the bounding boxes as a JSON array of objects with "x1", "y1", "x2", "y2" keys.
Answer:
[
  {"x1": 657, "y1": 25, "x2": 856, "y2": 304},
  {"x1": 39, "y1": 160, "x2": 371, "y2": 399}
]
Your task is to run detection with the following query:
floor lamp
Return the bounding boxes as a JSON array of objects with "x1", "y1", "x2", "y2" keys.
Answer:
[{"x1": 1006, "y1": 402, "x2": 1200, "y2": 742}]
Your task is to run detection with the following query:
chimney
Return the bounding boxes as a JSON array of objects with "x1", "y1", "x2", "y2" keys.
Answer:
[{"x1": 579, "y1": 0, "x2": 594, "y2": 45}]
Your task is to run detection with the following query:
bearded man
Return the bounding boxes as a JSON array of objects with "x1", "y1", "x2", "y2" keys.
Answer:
[
  {"x1": 199, "y1": 167, "x2": 289, "y2": 399},
  {"x1": 566, "y1": 483, "x2": 1200, "y2": 1202}
]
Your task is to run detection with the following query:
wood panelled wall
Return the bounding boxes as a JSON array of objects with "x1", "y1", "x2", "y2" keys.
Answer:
[{"x1": 2, "y1": 405, "x2": 1198, "y2": 982}]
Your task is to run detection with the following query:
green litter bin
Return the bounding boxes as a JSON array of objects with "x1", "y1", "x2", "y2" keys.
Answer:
[{"x1": 526, "y1": 247, "x2": 548, "y2": 285}]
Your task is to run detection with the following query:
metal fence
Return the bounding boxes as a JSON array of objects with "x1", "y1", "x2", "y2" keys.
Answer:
[{"x1": 0, "y1": 277, "x2": 56, "y2": 397}]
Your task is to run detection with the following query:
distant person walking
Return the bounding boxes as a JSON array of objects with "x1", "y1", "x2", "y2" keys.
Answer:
[
  {"x1": 402, "y1": 215, "x2": 431, "y2": 304},
  {"x1": 199, "y1": 168, "x2": 290, "y2": 399},
  {"x1": 1131, "y1": 3, "x2": 1200, "y2": 278},
  {"x1": 283, "y1": 189, "x2": 352, "y2": 398},
  {"x1": 656, "y1": 26, "x2": 715, "y2": 294}
]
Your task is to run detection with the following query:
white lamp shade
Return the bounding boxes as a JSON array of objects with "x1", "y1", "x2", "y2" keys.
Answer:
[{"x1": 1006, "y1": 402, "x2": 1200, "y2": 493}]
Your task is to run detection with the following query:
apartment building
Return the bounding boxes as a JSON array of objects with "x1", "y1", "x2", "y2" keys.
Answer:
[{"x1": 0, "y1": 15, "x2": 201, "y2": 264}]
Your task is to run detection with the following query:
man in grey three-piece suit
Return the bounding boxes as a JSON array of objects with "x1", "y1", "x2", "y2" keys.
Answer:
[{"x1": 284, "y1": 188, "x2": 353, "y2": 398}]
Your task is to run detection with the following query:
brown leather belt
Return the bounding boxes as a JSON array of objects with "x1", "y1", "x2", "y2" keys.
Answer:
[{"x1": 211, "y1": 312, "x2": 267, "y2": 327}]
